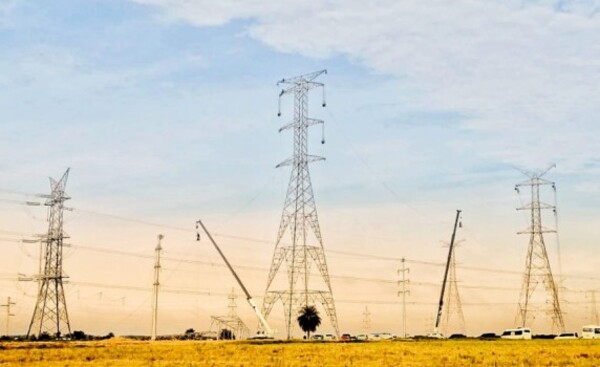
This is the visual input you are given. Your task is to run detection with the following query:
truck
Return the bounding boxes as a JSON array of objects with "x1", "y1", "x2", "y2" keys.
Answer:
[{"x1": 582, "y1": 325, "x2": 600, "y2": 339}]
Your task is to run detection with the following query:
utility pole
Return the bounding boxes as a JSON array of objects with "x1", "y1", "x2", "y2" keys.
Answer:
[
  {"x1": 262, "y1": 70, "x2": 339, "y2": 339},
  {"x1": 397, "y1": 258, "x2": 410, "y2": 338},
  {"x1": 151, "y1": 234, "x2": 164, "y2": 341},
  {"x1": 1, "y1": 297, "x2": 15, "y2": 336},
  {"x1": 515, "y1": 165, "x2": 565, "y2": 332},
  {"x1": 27, "y1": 168, "x2": 72, "y2": 338},
  {"x1": 362, "y1": 306, "x2": 371, "y2": 332}
]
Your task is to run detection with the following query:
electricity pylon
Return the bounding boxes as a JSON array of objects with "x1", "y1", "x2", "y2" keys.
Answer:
[
  {"x1": 588, "y1": 290, "x2": 599, "y2": 325},
  {"x1": 262, "y1": 70, "x2": 339, "y2": 339},
  {"x1": 1, "y1": 297, "x2": 15, "y2": 336},
  {"x1": 441, "y1": 240, "x2": 466, "y2": 336},
  {"x1": 151, "y1": 234, "x2": 164, "y2": 341},
  {"x1": 397, "y1": 258, "x2": 410, "y2": 338},
  {"x1": 362, "y1": 306, "x2": 371, "y2": 331},
  {"x1": 515, "y1": 164, "x2": 565, "y2": 332},
  {"x1": 210, "y1": 288, "x2": 249, "y2": 340},
  {"x1": 28, "y1": 168, "x2": 72, "y2": 337}
]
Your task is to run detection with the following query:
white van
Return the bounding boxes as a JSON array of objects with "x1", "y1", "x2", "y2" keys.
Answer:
[
  {"x1": 500, "y1": 327, "x2": 532, "y2": 340},
  {"x1": 582, "y1": 325, "x2": 600, "y2": 339}
]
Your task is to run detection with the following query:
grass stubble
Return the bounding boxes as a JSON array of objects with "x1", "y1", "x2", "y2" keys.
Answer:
[{"x1": 0, "y1": 338, "x2": 599, "y2": 366}]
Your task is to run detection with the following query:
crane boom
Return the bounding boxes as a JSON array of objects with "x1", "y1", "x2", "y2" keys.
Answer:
[{"x1": 196, "y1": 220, "x2": 274, "y2": 338}]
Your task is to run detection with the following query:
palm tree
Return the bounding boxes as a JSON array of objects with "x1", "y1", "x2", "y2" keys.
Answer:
[{"x1": 297, "y1": 305, "x2": 321, "y2": 339}]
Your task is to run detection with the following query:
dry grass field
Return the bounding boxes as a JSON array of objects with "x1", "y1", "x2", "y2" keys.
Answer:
[{"x1": 0, "y1": 338, "x2": 599, "y2": 366}]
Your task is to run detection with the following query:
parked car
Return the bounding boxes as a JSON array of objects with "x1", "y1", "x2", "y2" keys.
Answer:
[
  {"x1": 449, "y1": 333, "x2": 466, "y2": 339},
  {"x1": 355, "y1": 334, "x2": 368, "y2": 341},
  {"x1": 311, "y1": 334, "x2": 324, "y2": 340},
  {"x1": 340, "y1": 333, "x2": 352, "y2": 342},
  {"x1": 199, "y1": 331, "x2": 217, "y2": 340},
  {"x1": 582, "y1": 325, "x2": 600, "y2": 339},
  {"x1": 500, "y1": 327, "x2": 532, "y2": 340},
  {"x1": 426, "y1": 331, "x2": 445, "y2": 339},
  {"x1": 323, "y1": 333, "x2": 336, "y2": 340},
  {"x1": 555, "y1": 332, "x2": 578, "y2": 339},
  {"x1": 369, "y1": 333, "x2": 381, "y2": 341},
  {"x1": 248, "y1": 331, "x2": 272, "y2": 340},
  {"x1": 478, "y1": 332, "x2": 498, "y2": 340},
  {"x1": 379, "y1": 332, "x2": 395, "y2": 340}
]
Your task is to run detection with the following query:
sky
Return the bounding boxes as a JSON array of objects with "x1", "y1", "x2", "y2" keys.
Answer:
[{"x1": 0, "y1": 0, "x2": 599, "y2": 338}]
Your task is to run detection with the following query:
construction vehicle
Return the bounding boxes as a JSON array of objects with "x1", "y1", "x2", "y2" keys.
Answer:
[
  {"x1": 196, "y1": 220, "x2": 275, "y2": 339},
  {"x1": 430, "y1": 209, "x2": 462, "y2": 339}
]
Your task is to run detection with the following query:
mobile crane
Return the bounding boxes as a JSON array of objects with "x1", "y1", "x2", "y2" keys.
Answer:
[{"x1": 196, "y1": 220, "x2": 275, "y2": 339}]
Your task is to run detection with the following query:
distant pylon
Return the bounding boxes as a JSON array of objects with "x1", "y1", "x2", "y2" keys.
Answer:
[
  {"x1": 397, "y1": 258, "x2": 410, "y2": 338},
  {"x1": 441, "y1": 240, "x2": 466, "y2": 335},
  {"x1": 151, "y1": 234, "x2": 164, "y2": 341},
  {"x1": 589, "y1": 291, "x2": 599, "y2": 325},
  {"x1": 210, "y1": 288, "x2": 249, "y2": 340},
  {"x1": 27, "y1": 168, "x2": 72, "y2": 337},
  {"x1": 1, "y1": 297, "x2": 16, "y2": 336},
  {"x1": 262, "y1": 70, "x2": 339, "y2": 339},
  {"x1": 362, "y1": 306, "x2": 371, "y2": 331},
  {"x1": 515, "y1": 164, "x2": 565, "y2": 332}
]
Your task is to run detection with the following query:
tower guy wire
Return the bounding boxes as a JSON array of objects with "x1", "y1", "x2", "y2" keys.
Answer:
[
  {"x1": 1, "y1": 297, "x2": 15, "y2": 336},
  {"x1": 27, "y1": 168, "x2": 72, "y2": 337},
  {"x1": 151, "y1": 234, "x2": 164, "y2": 341},
  {"x1": 262, "y1": 70, "x2": 339, "y2": 339},
  {"x1": 515, "y1": 164, "x2": 565, "y2": 332},
  {"x1": 397, "y1": 258, "x2": 410, "y2": 338}
]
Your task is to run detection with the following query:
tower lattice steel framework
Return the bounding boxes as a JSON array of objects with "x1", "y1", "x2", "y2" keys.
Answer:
[
  {"x1": 441, "y1": 241, "x2": 466, "y2": 335},
  {"x1": 262, "y1": 70, "x2": 339, "y2": 339},
  {"x1": 27, "y1": 168, "x2": 72, "y2": 337},
  {"x1": 515, "y1": 165, "x2": 565, "y2": 332}
]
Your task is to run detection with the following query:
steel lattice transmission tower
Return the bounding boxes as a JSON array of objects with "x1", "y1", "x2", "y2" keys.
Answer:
[
  {"x1": 515, "y1": 164, "x2": 565, "y2": 332},
  {"x1": 588, "y1": 291, "x2": 599, "y2": 325},
  {"x1": 441, "y1": 240, "x2": 466, "y2": 336},
  {"x1": 27, "y1": 168, "x2": 72, "y2": 337},
  {"x1": 262, "y1": 70, "x2": 339, "y2": 339}
]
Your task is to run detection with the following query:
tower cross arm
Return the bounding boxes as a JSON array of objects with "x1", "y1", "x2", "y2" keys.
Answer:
[
  {"x1": 516, "y1": 201, "x2": 555, "y2": 211},
  {"x1": 276, "y1": 155, "x2": 325, "y2": 168},
  {"x1": 278, "y1": 121, "x2": 297, "y2": 133},
  {"x1": 306, "y1": 154, "x2": 326, "y2": 164},
  {"x1": 277, "y1": 69, "x2": 327, "y2": 86},
  {"x1": 515, "y1": 178, "x2": 554, "y2": 188},
  {"x1": 517, "y1": 228, "x2": 557, "y2": 235}
]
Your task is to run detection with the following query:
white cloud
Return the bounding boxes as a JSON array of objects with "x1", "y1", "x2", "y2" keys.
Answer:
[{"x1": 132, "y1": 0, "x2": 600, "y2": 171}]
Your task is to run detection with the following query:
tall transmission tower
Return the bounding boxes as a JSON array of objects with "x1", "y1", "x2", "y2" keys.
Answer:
[
  {"x1": 27, "y1": 168, "x2": 72, "y2": 337},
  {"x1": 1, "y1": 297, "x2": 15, "y2": 336},
  {"x1": 397, "y1": 258, "x2": 410, "y2": 338},
  {"x1": 262, "y1": 70, "x2": 339, "y2": 339},
  {"x1": 151, "y1": 234, "x2": 164, "y2": 341},
  {"x1": 515, "y1": 164, "x2": 565, "y2": 332},
  {"x1": 441, "y1": 240, "x2": 466, "y2": 335}
]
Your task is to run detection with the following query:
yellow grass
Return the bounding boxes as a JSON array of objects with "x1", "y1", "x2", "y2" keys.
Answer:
[{"x1": 0, "y1": 339, "x2": 599, "y2": 366}]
